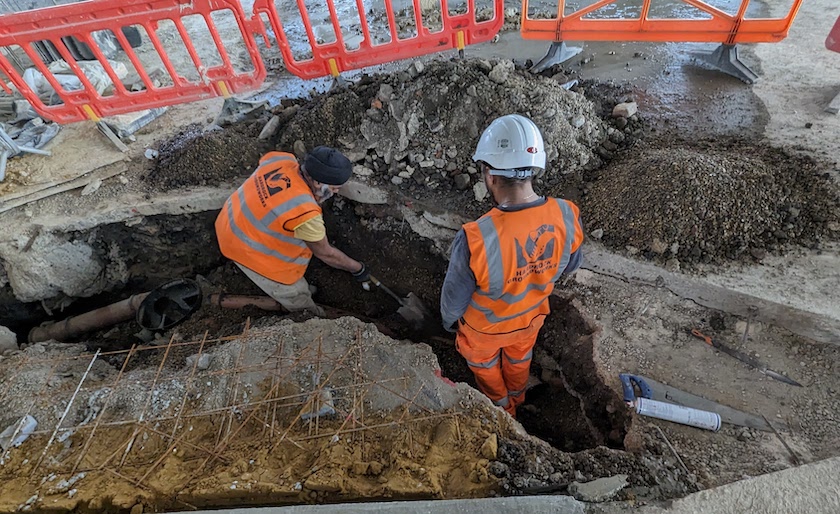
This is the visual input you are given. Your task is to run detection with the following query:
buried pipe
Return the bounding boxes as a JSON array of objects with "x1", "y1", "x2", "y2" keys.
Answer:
[
  {"x1": 206, "y1": 293, "x2": 285, "y2": 311},
  {"x1": 28, "y1": 293, "x2": 149, "y2": 343},
  {"x1": 27, "y1": 291, "x2": 285, "y2": 344}
]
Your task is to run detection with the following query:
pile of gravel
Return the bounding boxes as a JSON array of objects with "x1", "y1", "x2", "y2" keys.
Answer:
[
  {"x1": 580, "y1": 143, "x2": 840, "y2": 264},
  {"x1": 278, "y1": 58, "x2": 610, "y2": 200}
]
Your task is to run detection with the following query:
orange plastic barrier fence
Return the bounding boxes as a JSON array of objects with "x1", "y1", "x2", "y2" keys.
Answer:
[
  {"x1": 252, "y1": 0, "x2": 504, "y2": 80},
  {"x1": 521, "y1": 0, "x2": 803, "y2": 44},
  {"x1": 828, "y1": 15, "x2": 840, "y2": 53},
  {"x1": 0, "y1": 0, "x2": 266, "y2": 124}
]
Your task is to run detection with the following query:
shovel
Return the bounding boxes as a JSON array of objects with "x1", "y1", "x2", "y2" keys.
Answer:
[{"x1": 367, "y1": 274, "x2": 432, "y2": 329}]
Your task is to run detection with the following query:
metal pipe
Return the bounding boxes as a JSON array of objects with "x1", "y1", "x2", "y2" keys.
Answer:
[
  {"x1": 28, "y1": 293, "x2": 149, "y2": 343},
  {"x1": 206, "y1": 293, "x2": 285, "y2": 311}
]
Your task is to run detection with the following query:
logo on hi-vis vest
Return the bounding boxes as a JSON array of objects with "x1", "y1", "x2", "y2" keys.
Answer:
[
  {"x1": 508, "y1": 225, "x2": 558, "y2": 283},
  {"x1": 263, "y1": 170, "x2": 292, "y2": 196}
]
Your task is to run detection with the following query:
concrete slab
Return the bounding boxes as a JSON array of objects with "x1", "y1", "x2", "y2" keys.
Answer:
[{"x1": 635, "y1": 456, "x2": 840, "y2": 514}]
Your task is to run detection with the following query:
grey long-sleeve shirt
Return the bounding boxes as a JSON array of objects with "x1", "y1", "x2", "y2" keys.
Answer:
[{"x1": 440, "y1": 198, "x2": 583, "y2": 332}]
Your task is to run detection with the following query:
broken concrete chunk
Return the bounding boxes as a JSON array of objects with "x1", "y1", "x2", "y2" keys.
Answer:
[
  {"x1": 258, "y1": 115, "x2": 281, "y2": 140},
  {"x1": 80, "y1": 179, "x2": 102, "y2": 196},
  {"x1": 0, "y1": 415, "x2": 37, "y2": 451},
  {"x1": 293, "y1": 140, "x2": 307, "y2": 159},
  {"x1": 473, "y1": 181, "x2": 488, "y2": 202},
  {"x1": 352, "y1": 165, "x2": 374, "y2": 177},
  {"x1": 568, "y1": 474, "x2": 628, "y2": 502},
  {"x1": 0, "y1": 233, "x2": 105, "y2": 302},
  {"x1": 377, "y1": 83, "x2": 394, "y2": 102},
  {"x1": 488, "y1": 60, "x2": 514, "y2": 84},
  {"x1": 590, "y1": 228, "x2": 604, "y2": 240},
  {"x1": 612, "y1": 102, "x2": 638, "y2": 118},
  {"x1": 46, "y1": 472, "x2": 86, "y2": 495},
  {"x1": 186, "y1": 353, "x2": 211, "y2": 371},
  {"x1": 0, "y1": 325, "x2": 17, "y2": 352},
  {"x1": 453, "y1": 173, "x2": 471, "y2": 190},
  {"x1": 407, "y1": 60, "x2": 425, "y2": 78},
  {"x1": 340, "y1": 181, "x2": 389, "y2": 205}
]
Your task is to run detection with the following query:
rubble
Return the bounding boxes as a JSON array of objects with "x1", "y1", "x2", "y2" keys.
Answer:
[
  {"x1": 279, "y1": 59, "x2": 609, "y2": 199},
  {"x1": 612, "y1": 102, "x2": 638, "y2": 118},
  {"x1": 185, "y1": 353, "x2": 211, "y2": 371}
]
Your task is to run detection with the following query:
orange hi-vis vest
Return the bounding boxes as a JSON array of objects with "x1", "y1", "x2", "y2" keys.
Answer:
[
  {"x1": 215, "y1": 152, "x2": 322, "y2": 285},
  {"x1": 462, "y1": 198, "x2": 584, "y2": 335}
]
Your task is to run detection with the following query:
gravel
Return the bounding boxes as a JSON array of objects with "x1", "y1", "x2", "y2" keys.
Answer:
[{"x1": 580, "y1": 141, "x2": 840, "y2": 264}]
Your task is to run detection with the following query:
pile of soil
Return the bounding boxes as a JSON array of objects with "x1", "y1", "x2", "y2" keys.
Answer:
[
  {"x1": 145, "y1": 121, "x2": 270, "y2": 190},
  {"x1": 277, "y1": 58, "x2": 611, "y2": 200},
  {"x1": 579, "y1": 141, "x2": 840, "y2": 264}
]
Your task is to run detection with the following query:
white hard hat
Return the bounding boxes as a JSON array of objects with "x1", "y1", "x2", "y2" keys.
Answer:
[{"x1": 472, "y1": 114, "x2": 546, "y2": 178}]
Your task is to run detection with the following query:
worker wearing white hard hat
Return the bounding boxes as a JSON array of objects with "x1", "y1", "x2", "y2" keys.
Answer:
[{"x1": 441, "y1": 114, "x2": 585, "y2": 417}]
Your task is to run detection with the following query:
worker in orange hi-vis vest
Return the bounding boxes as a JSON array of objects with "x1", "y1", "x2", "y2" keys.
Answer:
[
  {"x1": 215, "y1": 146, "x2": 371, "y2": 316},
  {"x1": 440, "y1": 115, "x2": 584, "y2": 418}
]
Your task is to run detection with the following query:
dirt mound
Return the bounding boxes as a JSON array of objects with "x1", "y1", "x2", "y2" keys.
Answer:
[
  {"x1": 579, "y1": 141, "x2": 840, "y2": 264},
  {"x1": 278, "y1": 59, "x2": 609, "y2": 198},
  {"x1": 145, "y1": 121, "x2": 270, "y2": 190}
]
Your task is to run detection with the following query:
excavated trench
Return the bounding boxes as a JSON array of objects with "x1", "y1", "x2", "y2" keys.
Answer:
[{"x1": 1, "y1": 199, "x2": 630, "y2": 461}]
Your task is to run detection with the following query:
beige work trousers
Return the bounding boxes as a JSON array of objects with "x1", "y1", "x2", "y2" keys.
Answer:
[{"x1": 235, "y1": 263, "x2": 324, "y2": 316}]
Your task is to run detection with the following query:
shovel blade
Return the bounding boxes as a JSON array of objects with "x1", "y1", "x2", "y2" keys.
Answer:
[{"x1": 397, "y1": 292, "x2": 432, "y2": 329}]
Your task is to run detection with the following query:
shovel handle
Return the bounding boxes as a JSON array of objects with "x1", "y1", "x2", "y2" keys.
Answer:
[{"x1": 367, "y1": 274, "x2": 405, "y2": 306}]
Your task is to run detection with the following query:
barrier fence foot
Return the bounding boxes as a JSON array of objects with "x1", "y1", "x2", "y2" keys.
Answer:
[
  {"x1": 692, "y1": 44, "x2": 759, "y2": 84},
  {"x1": 530, "y1": 41, "x2": 583, "y2": 74},
  {"x1": 330, "y1": 75, "x2": 352, "y2": 91},
  {"x1": 96, "y1": 122, "x2": 129, "y2": 153},
  {"x1": 826, "y1": 88, "x2": 840, "y2": 114},
  {"x1": 214, "y1": 97, "x2": 269, "y2": 126}
]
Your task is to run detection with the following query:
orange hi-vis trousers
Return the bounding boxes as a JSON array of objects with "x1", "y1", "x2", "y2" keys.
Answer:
[{"x1": 456, "y1": 316, "x2": 545, "y2": 417}]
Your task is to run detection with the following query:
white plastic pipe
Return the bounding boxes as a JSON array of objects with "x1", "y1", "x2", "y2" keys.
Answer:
[{"x1": 636, "y1": 397, "x2": 721, "y2": 431}]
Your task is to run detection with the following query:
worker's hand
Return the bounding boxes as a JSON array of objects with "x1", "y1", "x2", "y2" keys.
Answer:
[{"x1": 351, "y1": 262, "x2": 371, "y2": 283}]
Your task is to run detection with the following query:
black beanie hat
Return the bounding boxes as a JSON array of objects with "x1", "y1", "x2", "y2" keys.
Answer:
[{"x1": 304, "y1": 146, "x2": 352, "y2": 185}]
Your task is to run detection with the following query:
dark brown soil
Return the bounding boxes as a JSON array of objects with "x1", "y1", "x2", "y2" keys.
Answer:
[
  {"x1": 305, "y1": 199, "x2": 474, "y2": 386},
  {"x1": 573, "y1": 138, "x2": 840, "y2": 264},
  {"x1": 518, "y1": 297, "x2": 630, "y2": 452},
  {"x1": 145, "y1": 121, "x2": 270, "y2": 190}
]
